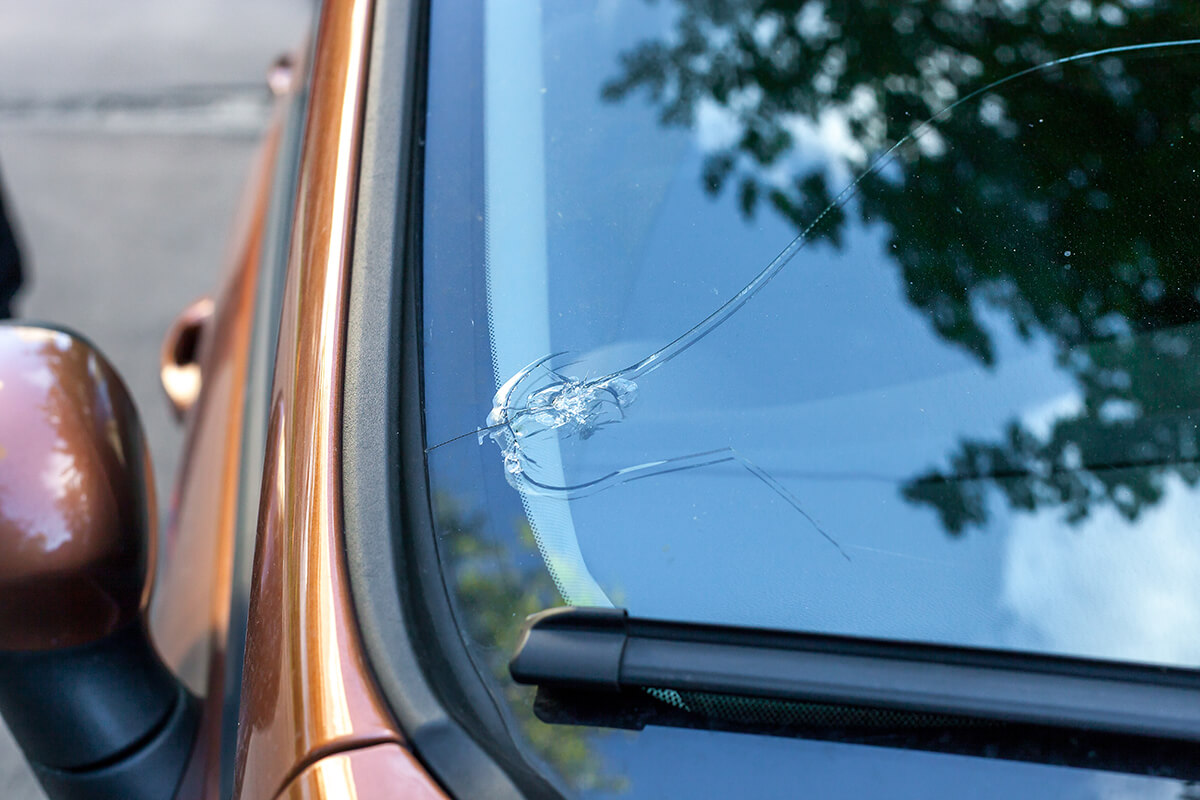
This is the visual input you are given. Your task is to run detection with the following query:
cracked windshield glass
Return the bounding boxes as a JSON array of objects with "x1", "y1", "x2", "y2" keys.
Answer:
[{"x1": 421, "y1": 0, "x2": 1200, "y2": 787}]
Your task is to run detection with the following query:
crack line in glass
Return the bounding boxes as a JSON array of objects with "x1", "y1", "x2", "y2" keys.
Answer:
[{"x1": 425, "y1": 38, "x2": 1200, "y2": 560}]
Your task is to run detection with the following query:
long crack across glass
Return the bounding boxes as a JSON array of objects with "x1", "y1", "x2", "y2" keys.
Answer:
[{"x1": 427, "y1": 39, "x2": 1200, "y2": 564}]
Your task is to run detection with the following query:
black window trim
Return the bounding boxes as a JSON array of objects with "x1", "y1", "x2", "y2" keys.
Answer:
[{"x1": 341, "y1": 0, "x2": 561, "y2": 797}]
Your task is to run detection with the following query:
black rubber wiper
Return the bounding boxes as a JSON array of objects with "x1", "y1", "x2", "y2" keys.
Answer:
[{"x1": 510, "y1": 607, "x2": 1200, "y2": 741}]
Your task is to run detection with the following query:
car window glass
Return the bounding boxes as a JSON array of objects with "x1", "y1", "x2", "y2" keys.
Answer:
[{"x1": 420, "y1": 0, "x2": 1200, "y2": 793}]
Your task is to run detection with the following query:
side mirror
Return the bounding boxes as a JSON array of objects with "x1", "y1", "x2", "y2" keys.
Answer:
[{"x1": 0, "y1": 323, "x2": 197, "y2": 800}]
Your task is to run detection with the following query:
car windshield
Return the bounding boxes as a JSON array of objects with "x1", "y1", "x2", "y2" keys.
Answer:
[{"x1": 420, "y1": 0, "x2": 1200, "y2": 790}]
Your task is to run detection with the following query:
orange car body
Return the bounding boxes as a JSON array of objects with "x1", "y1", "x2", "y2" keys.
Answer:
[{"x1": 149, "y1": 0, "x2": 443, "y2": 795}]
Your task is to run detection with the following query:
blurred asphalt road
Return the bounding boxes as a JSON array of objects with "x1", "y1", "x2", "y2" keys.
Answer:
[{"x1": 0, "y1": 1, "x2": 310, "y2": 796}]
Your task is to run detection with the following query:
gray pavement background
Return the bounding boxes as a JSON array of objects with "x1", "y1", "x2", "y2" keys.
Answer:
[{"x1": 0, "y1": 2, "x2": 310, "y2": 796}]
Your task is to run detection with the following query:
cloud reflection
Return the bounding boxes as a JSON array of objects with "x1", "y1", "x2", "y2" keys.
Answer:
[{"x1": 1003, "y1": 473, "x2": 1200, "y2": 665}]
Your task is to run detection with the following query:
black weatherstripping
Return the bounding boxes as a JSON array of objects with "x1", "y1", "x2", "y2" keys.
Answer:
[
  {"x1": 340, "y1": 0, "x2": 560, "y2": 796},
  {"x1": 511, "y1": 607, "x2": 1200, "y2": 741}
]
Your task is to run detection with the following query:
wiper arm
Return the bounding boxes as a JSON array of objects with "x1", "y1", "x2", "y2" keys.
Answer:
[{"x1": 511, "y1": 607, "x2": 1200, "y2": 741}]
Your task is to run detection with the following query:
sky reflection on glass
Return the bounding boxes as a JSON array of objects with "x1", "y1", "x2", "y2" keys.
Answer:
[
  {"x1": 432, "y1": 1, "x2": 1200, "y2": 668},
  {"x1": 422, "y1": 0, "x2": 1200, "y2": 795}
]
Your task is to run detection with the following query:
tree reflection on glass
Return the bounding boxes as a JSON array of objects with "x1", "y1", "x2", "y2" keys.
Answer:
[
  {"x1": 432, "y1": 492, "x2": 627, "y2": 793},
  {"x1": 603, "y1": 0, "x2": 1200, "y2": 534}
]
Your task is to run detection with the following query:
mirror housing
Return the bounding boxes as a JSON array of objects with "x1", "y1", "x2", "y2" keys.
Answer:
[{"x1": 0, "y1": 322, "x2": 197, "y2": 800}]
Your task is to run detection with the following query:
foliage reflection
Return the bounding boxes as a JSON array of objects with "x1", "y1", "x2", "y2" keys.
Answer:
[
  {"x1": 604, "y1": 0, "x2": 1200, "y2": 533},
  {"x1": 433, "y1": 492, "x2": 627, "y2": 793}
]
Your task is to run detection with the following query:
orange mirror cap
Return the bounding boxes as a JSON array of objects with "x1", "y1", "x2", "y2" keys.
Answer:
[{"x1": 0, "y1": 323, "x2": 154, "y2": 652}]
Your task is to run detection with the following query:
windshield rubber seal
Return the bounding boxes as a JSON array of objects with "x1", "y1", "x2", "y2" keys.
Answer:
[{"x1": 340, "y1": 0, "x2": 562, "y2": 797}]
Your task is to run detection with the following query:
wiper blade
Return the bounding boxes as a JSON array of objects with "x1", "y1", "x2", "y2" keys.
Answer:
[{"x1": 510, "y1": 607, "x2": 1200, "y2": 741}]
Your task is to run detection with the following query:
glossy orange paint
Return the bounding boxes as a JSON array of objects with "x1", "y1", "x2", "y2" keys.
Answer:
[
  {"x1": 231, "y1": 0, "x2": 434, "y2": 797},
  {"x1": 276, "y1": 745, "x2": 448, "y2": 800},
  {"x1": 150, "y1": 124, "x2": 277, "y2": 689},
  {"x1": 0, "y1": 324, "x2": 153, "y2": 652},
  {"x1": 150, "y1": 104, "x2": 282, "y2": 800}
]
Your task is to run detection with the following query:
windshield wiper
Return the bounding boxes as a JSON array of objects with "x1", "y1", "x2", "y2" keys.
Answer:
[{"x1": 511, "y1": 607, "x2": 1200, "y2": 742}]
